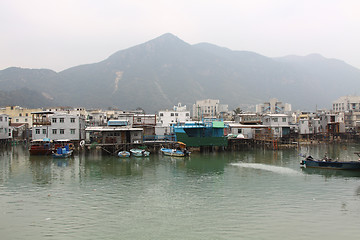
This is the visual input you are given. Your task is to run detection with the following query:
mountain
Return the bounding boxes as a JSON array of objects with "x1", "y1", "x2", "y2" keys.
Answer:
[{"x1": 0, "y1": 33, "x2": 359, "y2": 112}]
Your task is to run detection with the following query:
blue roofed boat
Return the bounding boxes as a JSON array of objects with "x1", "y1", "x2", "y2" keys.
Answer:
[
  {"x1": 300, "y1": 153, "x2": 360, "y2": 170},
  {"x1": 52, "y1": 145, "x2": 73, "y2": 158}
]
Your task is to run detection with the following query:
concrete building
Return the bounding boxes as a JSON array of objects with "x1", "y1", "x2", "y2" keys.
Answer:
[
  {"x1": 262, "y1": 113, "x2": 292, "y2": 138},
  {"x1": 158, "y1": 103, "x2": 191, "y2": 127},
  {"x1": 32, "y1": 112, "x2": 85, "y2": 141},
  {"x1": 0, "y1": 106, "x2": 42, "y2": 127},
  {"x1": 0, "y1": 114, "x2": 11, "y2": 141},
  {"x1": 333, "y1": 96, "x2": 360, "y2": 112},
  {"x1": 256, "y1": 98, "x2": 292, "y2": 114},
  {"x1": 192, "y1": 99, "x2": 228, "y2": 119}
]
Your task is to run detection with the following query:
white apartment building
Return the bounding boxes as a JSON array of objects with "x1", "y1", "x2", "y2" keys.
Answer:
[
  {"x1": 32, "y1": 112, "x2": 85, "y2": 141},
  {"x1": 192, "y1": 99, "x2": 228, "y2": 119},
  {"x1": 0, "y1": 114, "x2": 11, "y2": 140},
  {"x1": 333, "y1": 96, "x2": 360, "y2": 112},
  {"x1": 158, "y1": 103, "x2": 190, "y2": 127},
  {"x1": 0, "y1": 106, "x2": 42, "y2": 128},
  {"x1": 256, "y1": 98, "x2": 292, "y2": 114}
]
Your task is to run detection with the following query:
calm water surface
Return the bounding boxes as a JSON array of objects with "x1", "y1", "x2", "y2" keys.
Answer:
[{"x1": 1, "y1": 144, "x2": 360, "y2": 239}]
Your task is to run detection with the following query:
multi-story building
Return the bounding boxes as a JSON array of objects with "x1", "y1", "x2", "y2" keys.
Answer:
[
  {"x1": 158, "y1": 103, "x2": 191, "y2": 127},
  {"x1": 0, "y1": 114, "x2": 11, "y2": 141},
  {"x1": 318, "y1": 112, "x2": 345, "y2": 134},
  {"x1": 262, "y1": 113, "x2": 292, "y2": 138},
  {"x1": 32, "y1": 111, "x2": 85, "y2": 141},
  {"x1": 333, "y1": 96, "x2": 360, "y2": 112},
  {"x1": 256, "y1": 98, "x2": 291, "y2": 114},
  {"x1": 0, "y1": 106, "x2": 42, "y2": 127},
  {"x1": 192, "y1": 99, "x2": 228, "y2": 119}
]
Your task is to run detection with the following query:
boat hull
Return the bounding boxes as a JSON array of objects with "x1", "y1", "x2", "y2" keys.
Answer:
[
  {"x1": 301, "y1": 159, "x2": 360, "y2": 170},
  {"x1": 130, "y1": 149, "x2": 150, "y2": 157},
  {"x1": 160, "y1": 148, "x2": 189, "y2": 157},
  {"x1": 118, "y1": 151, "x2": 130, "y2": 157}
]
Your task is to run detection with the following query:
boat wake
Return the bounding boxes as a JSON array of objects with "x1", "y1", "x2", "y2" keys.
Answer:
[{"x1": 230, "y1": 163, "x2": 303, "y2": 176}]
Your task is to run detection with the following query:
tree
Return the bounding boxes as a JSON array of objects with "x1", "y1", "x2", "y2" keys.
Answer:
[{"x1": 233, "y1": 107, "x2": 243, "y2": 115}]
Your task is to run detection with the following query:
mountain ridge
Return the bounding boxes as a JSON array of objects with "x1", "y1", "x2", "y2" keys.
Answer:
[{"x1": 0, "y1": 33, "x2": 359, "y2": 112}]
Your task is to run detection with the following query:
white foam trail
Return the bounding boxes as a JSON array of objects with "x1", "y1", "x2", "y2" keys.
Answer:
[{"x1": 230, "y1": 163, "x2": 302, "y2": 176}]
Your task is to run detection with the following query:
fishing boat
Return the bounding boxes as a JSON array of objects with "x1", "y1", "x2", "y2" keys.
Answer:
[
  {"x1": 300, "y1": 153, "x2": 360, "y2": 170},
  {"x1": 160, "y1": 142, "x2": 190, "y2": 157},
  {"x1": 160, "y1": 148, "x2": 189, "y2": 157},
  {"x1": 29, "y1": 138, "x2": 53, "y2": 155},
  {"x1": 118, "y1": 151, "x2": 130, "y2": 158},
  {"x1": 52, "y1": 145, "x2": 73, "y2": 158},
  {"x1": 130, "y1": 148, "x2": 150, "y2": 157}
]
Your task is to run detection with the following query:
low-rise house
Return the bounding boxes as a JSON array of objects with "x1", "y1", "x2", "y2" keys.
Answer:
[
  {"x1": 133, "y1": 114, "x2": 156, "y2": 136},
  {"x1": 0, "y1": 106, "x2": 42, "y2": 128},
  {"x1": 31, "y1": 111, "x2": 85, "y2": 141},
  {"x1": 318, "y1": 112, "x2": 345, "y2": 134},
  {"x1": 85, "y1": 126, "x2": 143, "y2": 144},
  {"x1": 262, "y1": 113, "x2": 292, "y2": 138}
]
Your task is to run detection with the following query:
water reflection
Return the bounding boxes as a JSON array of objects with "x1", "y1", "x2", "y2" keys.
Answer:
[{"x1": 301, "y1": 167, "x2": 360, "y2": 179}]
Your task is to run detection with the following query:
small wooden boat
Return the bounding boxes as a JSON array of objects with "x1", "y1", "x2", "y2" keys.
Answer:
[
  {"x1": 130, "y1": 149, "x2": 150, "y2": 157},
  {"x1": 300, "y1": 153, "x2": 360, "y2": 170},
  {"x1": 118, "y1": 151, "x2": 130, "y2": 158}
]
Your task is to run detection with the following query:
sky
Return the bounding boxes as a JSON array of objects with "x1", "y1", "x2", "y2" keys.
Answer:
[{"x1": 2, "y1": 0, "x2": 360, "y2": 72}]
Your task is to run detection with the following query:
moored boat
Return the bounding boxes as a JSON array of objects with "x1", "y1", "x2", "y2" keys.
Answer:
[
  {"x1": 160, "y1": 148, "x2": 189, "y2": 157},
  {"x1": 118, "y1": 151, "x2": 130, "y2": 158},
  {"x1": 52, "y1": 146, "x2": 73, "y2": 158},
  {"x1": 300, "y1": 153, "x2": 360, "y2": 170},
  {"x1": 130, "y1": 148, "x2": 150, "y2": 157},
  {"x1": 29, "y1": 138, "x2": 53, "y2": 155}
]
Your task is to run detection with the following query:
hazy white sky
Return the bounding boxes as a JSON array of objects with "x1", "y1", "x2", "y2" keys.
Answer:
[{"x1": 2, "y1": 0, "x2": 360, "y2": 72}]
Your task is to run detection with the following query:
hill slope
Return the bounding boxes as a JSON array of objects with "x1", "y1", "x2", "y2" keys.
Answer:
[{"x1": 0, "y1": 33, "x2": 359, "y2": 112}]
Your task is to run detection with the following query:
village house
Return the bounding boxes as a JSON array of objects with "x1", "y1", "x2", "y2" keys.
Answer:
[
  {"x1": 318, "y1": 112, "x2": 345, "y2": 134},
  {"x1": 0, "y1": 106, "x2": 43, "y2": 128},
  {"x1": 332, "y1": 96, "x2": 360, "y2": 132},
  {"x1": 262, "y1": 113, "x2": 293, "y2": 138},
  {"x1": 0, "y1": 114, "x2": 11, "y2": 142},
  {"x1": 31, "y1": 111, "x2": 86, "y2": 141}
]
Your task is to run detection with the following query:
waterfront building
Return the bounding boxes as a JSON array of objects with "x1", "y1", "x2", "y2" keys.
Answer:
[
  {"x1": 86, "y1": 109, "x2": 107, "y2": 126},
  {"x1": 133, "y1": 114, "x2": 157, "y2": 136},
  {"x1": 318, "y1": 112, "x2": 345, "y2": 134},
  {"x1": 0, "y1": 106, "x2": 42, "y2": 128},
  {"x1": 256, "y1": 98, "x2": 291, "y2": 114},
  {"x1": 192, "y1": 99, "x2": 229, "y2": 119},
  {"x1": 31, "y1": 111, "x2": 86, "y2": 141},
  {"x1": 234, "y1": 113, "x2": 262, "y2": 125},
  {"x1": 298, "y1": 112, "x2": 321, "y2": 135},
  {"x1": 85, "y1": 126, "x2": 143, "y2": 145},
  {"x1": 0, "y1": 114, "x2": 11, "y2": 142},
  {"x1": 262, "y1": 113, "x2": 292, "y2": 138}
]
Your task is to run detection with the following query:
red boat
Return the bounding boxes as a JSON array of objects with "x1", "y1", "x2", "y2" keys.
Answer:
[{"x1": 29, "y1": 139, "x2": 53, "y2": 155}]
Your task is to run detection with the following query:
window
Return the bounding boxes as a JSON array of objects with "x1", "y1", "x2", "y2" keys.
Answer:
[
  {"x1": 25, "y1": 118, "x2": 28, "y2": 122},
  {"x1": 160, "y1": 113, "x2": 163, "y2": 117},
  {"x1": 26, "y1": 113, "x2": 28, "y2": 116},
  {"x1": 35, "y1": 129, "x2": 40, "y2": 134},
  {"x1": 186, "y1": 113, "x2": 189, "y2": 116},
  {"x1": 70, "y1": 129, "x2": 75, "y2": 134},
  {"x1": 175, "y1": 113, "x2": 178, "y2": 116},
  {"x1": 42, "y1": 129, "x2": 46, "y2": 134},
  {"x1": 60, "y1": 118, "x2": 64, "y2": 123},
  {"x1": 70, "y1": 118, "x2": 75, "y2": 123},
  {"x1": 273, "y1": 118, "x2": 278, "y2": 122},
  {"x1": 237, "y1": 129, "x2": 242, "y2": 134},
  {"x1": 60, "y1": 129, "x2": 65, "y2": 134},
  {"x1": 171, "y1": 113, "x2": 174, "y2": 116},
  {"x1": 16, "y1": 119, "x2": 19, "y2": 123},
  {"x1": 282, "y1": 118, "x2": 287, "y2": 122},
  {"x1": 52, "y1": 129, "x2": 57, "y2": 134},
  {"x1": 137, "y1": 118, "x2": 142, "y2": 123},
  {"x1": 0, "y1": 117, "x2": 2, "y2": 121},
  {"x1": 19, "y1": 113, "x2": 22, "y2": 117},
  {"x1": 52, "y1": 118, "x2": 57, "y2": 123}
]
